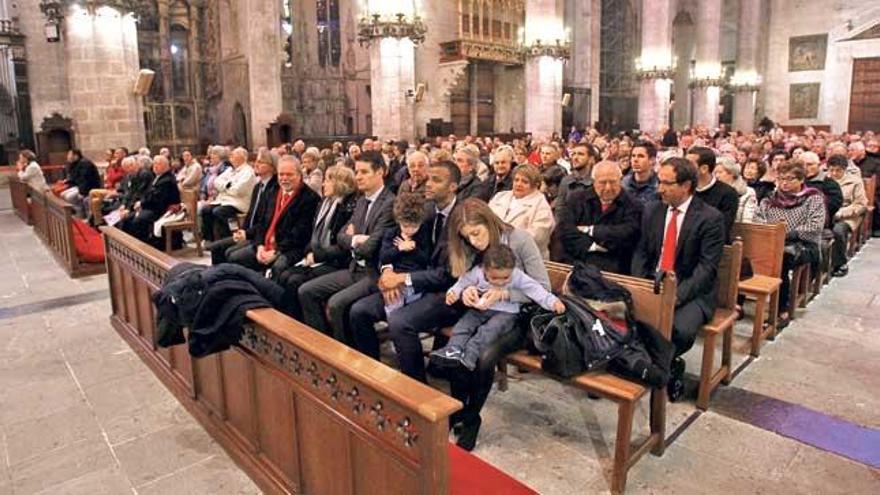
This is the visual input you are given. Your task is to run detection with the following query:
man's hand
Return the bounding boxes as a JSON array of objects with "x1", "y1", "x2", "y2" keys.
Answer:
[
  {"x1": 304, "y1": 252, "x2": 315, "y2": 266},
  {"x1": 256, "y1": 246, "x2": 277, "y2": 265},
  {"x1": 232, "y1": 229, "x2": 246, "y2": 243},
  {"x1": 133, "y1": 201, "x2": 141, "y2": 211},
  {"x1": 552, "y1": 300, "x2": 566, "y2": 314},
  {"x1": 378, "y1": 270, "x2": 406, "y2": 291},
  {"x1": 345, "y1": 224, "x2": 355, "y2": 236},
  {"x1": 351, "y1": 234, "x2": 369, "y2": 248},
  {"x1": 461, "y1": 286, "x2": 481, "y2": 308},
  {"x1": 382, "y1": 287, "x2": 402, "y2": 306},
  {"x1": 445, "y1": 290, "x2": 459, "y2": 305}
]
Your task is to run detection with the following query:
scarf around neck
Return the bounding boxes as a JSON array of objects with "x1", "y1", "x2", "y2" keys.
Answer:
[{"x1": 766, "y1": 186, "x2": 821, "y2": 209}]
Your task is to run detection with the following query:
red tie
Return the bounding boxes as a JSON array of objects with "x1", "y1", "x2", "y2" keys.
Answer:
[{"x1": 660, "y1": 208, "x2": 679, "y2": 271}]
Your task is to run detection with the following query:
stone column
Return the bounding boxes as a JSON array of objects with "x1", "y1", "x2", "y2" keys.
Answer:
[
  {"x1": 636, "y1": 0, "x2": 673, "y2": 135},
  {"x1": 732, "y1": 0, "x2": 761, "y2": 132},
  {"x1": 524, "y1": 0, "x2": 564, "y2": 138},
  {"x1": 691, "y1": 0, "x2": 723, "y2": 128},
  {"x1": 368, "y1": 37, "x2": 416, "y2": 142},
  {"x1": 245, "y1": 0, "x2": 282, "y2": 148},
  {"x1": 564, "y1": 0, "x2": 598, "y2": 129},
  {"x1": 64, "y1": 6, "x2": 146, "y2": 159}
]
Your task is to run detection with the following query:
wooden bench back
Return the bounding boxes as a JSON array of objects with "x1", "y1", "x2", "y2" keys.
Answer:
[
  {"x1": 544, "y1": 261, "x2": 677, "y2": 340},
  {"x1": 45, "y1": 192, "x2": 79, "y2": 274},
  {"x1": 8, "y1": 176, "x2": 31, "y2": 224},
  {"x1": 716, "y1": 240, "x2": 743, "y2": 311},
  {"x1": 865, "y1": 176, "x2": 877, "y2": 204},
  {"x1": 29, "y1": 186, "x2": 48, "y2": 242},
  {"x1": 733, "y1": 222, "x2": 785, "y2": 277},
  {"x1": 102, "y1": 227, "x2": 461, "y2": 495},
  {"x1": 180, "y1": 187, "x2": 199, "y2": 223}
]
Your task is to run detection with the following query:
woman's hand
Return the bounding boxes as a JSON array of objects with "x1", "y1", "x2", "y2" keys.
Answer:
[
  {"x1": 552, "y1": 300, "x2": 566, "y2": 314},
  {"x1": 445, "y1": 290, "x2": 459, "y2": 305},
  {"x1": 478, "y1": 288, "x2": 505, "y2": 309},
  {"x1": 461, "y1": 286, "x2": 481, "y2": 308}
]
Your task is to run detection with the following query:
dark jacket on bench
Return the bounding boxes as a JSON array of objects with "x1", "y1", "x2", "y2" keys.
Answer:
[{"x1": 556, "y1": 188, "x2": 643, "y2": 274}]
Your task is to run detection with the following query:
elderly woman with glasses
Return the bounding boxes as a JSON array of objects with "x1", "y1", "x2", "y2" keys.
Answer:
[{"x1": 754, "y1": 160, "x2": 826, "y2": 325}]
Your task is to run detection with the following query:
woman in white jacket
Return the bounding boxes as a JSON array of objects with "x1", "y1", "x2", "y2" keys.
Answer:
[
  {"x1": 715, "y1": 155, "x2": 757, "y2": 223},
  {"x1": 488, "y1": 164, "x2": 555, "y2": 259},
  {"x1": 15, "y1": 150, "x2": 48, "y2": 192},
  {"x1": 201, "y1": 147, "x2": 256, "y2": 241}
]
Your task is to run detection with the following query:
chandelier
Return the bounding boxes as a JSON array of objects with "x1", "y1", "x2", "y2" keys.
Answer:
[{"x1": 356, "y1": 13, "x2": 427, "y2": 47}]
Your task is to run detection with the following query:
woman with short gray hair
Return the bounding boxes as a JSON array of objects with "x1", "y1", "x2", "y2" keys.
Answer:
[{"x1": 714, "y1": 155, "x2": 757, "y2": 223}]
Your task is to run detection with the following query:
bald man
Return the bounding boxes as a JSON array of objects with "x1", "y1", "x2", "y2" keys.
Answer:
[
  {"x1": 120, "y1": 155, "x2": 181, "y2": 246},
  {"x1": 555, "y1": 160, "x2": 643, "y2": 274}
]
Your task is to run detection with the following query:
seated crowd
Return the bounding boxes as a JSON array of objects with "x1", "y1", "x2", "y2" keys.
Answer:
[{"x1": 24, "y1": 126, "x2": 880, "y2": 451}]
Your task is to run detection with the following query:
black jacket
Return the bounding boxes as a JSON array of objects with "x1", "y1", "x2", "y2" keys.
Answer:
[
  {"x1": 68, "y1": 158, "x2": 102, "y2": 195},
  {"x1": 856, "y1": 153, "x2": 880, "y2": 179},
  {"x1": 379, "y1": 223, "x2": 433, "y2": 273},
  {"x1": 252, "y1": 185, "x2": 321, "y2": 262},
  {"x1": 695, "y1": 180, "x2": 740, "y2": 243},
  {"x1": 481, "y1": 173, "x2": 513, "y2": 200},
  {"x1": 457, "y1": 173, "x2": 489, "y2": 202},
  {"x1": 338, "y1": 187, "x2": 396, "y2": 271},
  {"x1": 408, "y1": 199, "x2": 459, "y2": 293},
  {"x1": 141, "y1": 171, "x2": 181, "y2": 214},
  {"x1": 556, "y1": 188, "x2": 643, "y2": 274},
  {"x1": 153, "y1": 262, "x2": 284, "y2": 357},
  {"x1": 116, "y1": 168, "x2": 155, "y2": 210},
  {"x1": 244, "y1": 177, "x2": 279, "y2": 239},
  {"x1": 806, "y1": 173, "x2": 843, "y2": 228},
  {"x1": 748, "y1": 179, "x2": 775, "y2": 203},
  {"x1": 309, "y1": 193, "x2": 357, "y2": 267},
  {"x1": 631, "y1": 196, "x2": 724, "y2": 317}
]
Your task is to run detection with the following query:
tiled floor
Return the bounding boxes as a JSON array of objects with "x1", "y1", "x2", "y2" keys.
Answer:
[{"x1": 1, "y1": 188, "x2": 878, "y2": 494}]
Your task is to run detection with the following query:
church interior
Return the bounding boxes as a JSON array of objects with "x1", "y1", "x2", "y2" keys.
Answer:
[{"x1": 0, "y1": 0, "x2": 878, "y2": 494}]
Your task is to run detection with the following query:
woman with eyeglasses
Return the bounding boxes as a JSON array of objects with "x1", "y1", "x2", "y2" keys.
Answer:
[{"x1": 754, "y1": 160, "x2": 826, "y2": 326}]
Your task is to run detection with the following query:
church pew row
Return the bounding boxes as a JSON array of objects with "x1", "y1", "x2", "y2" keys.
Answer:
[
  {"x1": 102, "y1": 227, "x2": 538, "y2": 495},
  {"x1": 28, "y1": 186, "x2": 105, "y2": 278},
  {"x1": 8, "y1": 176, "x2": 31, "y2": 225}
]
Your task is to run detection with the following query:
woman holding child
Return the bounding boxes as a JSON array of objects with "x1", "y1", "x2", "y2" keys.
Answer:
[{"x1": 437, "y1": 198, "x2": 558, "y2": 451}]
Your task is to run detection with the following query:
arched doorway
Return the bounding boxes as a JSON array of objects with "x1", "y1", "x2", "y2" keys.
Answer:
[{"x1": 36, "y1": 113, "x2": 75, "y2": 165}]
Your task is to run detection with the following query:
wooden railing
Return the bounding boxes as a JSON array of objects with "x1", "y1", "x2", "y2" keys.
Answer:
[
  {"x1": 102, "y1": 227, "x2": 463, "y2": 494},
  {"x1": 8, "y1": 176, "x2": 31, "y2": 224},
  {"x1": 26, "y1": 187, "x2": 105, "y2": 278}
]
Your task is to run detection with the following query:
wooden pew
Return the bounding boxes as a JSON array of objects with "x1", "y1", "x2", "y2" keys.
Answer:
[
  {"x1": 8, "y1": 176, "x2": 32, "y2": 224},
  {"x1": 696, "y1": 240, "x2": 742, "y2": 410},
  {"x1": 862, "y1": 176, "x2": 876, "y2": 246},
  {"x1": 502, "y1": 262, "x2": 676, "y2": 494},
  {"x1": 26, "y1": 187, "x2": 105, "y2": 278},
  {"x1": 102, "y1": 227, "x2": 526, "y2": 495},
  {"x1": 162, "y1": 187, "x2": 203, "y2": 256},
  {"x1": 734, "y1": 223, "x2": 785, "y2": 356}
]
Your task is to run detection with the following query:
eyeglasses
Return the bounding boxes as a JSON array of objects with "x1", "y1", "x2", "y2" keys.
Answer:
[
  {"x1": 658, "y1": 180, "x2": 680, "y2": 186},
  {"x1": 778, "y1": 176, "x2": 800, "y2": 183}
]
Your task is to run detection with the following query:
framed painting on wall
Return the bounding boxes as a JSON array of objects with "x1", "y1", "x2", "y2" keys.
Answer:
[
  {"x1": 790, "y1": 83, "x2": 821, "y2": 119},
  {"x1": 789, "y1": 34, "x2": 828, "y2": 72}
]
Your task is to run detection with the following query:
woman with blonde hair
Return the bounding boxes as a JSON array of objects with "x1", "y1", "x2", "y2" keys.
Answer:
[
  {"x1": 488, "y1": 164, "x2": 555, "y2": 259},
  {"x1": 443, "y1": 197, "x2": 550, "y2": 450}
]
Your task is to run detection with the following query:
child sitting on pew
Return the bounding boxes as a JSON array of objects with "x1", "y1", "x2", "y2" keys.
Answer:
[
  {"x1": 378, "y1": 193, "x2": 433, "y2": 314},
  {"x1": 431, "y1": 244, "x2": 565, "y2": 371}
]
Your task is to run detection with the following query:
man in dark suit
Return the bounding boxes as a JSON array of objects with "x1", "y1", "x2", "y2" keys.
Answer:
[
  {"x1": 120, "y1": 155, "x2": 181, "y2": 246},
  {"x1": 228, "y1": 156, "x2": 320, "y2": 274},
  {"x1": 481, "y1": 145, "x2": 514, "y2": 199},
  {"x1": 349, "y1": 160, "x2": 463, "y2": 382},
  {"x1": 556, "y1": 160, "x2": 643, "y2": 274},
  {"x1": 687, "y1": 146, "x2": 739, "y2": 243},
  {"x1": 211, "y1": 151, "x2": 279, "y2": 265},
  {"x1": 631, "y1": 157, "x2": 724, "y2": 401},
  {"x1": 298, "y1": 151, "x2": 395, "y2": 343}
]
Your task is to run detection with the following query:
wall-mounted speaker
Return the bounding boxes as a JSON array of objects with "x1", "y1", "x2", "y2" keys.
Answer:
[
  {"x1": 414, "y1": 83, "x2": 426, "y2": 102},
  {"x1": 561, "y1": 93, "x2": 572, "y2": 107},
  {"x1": 133, "y1": 69, "x2": 155, "y2": 96}
]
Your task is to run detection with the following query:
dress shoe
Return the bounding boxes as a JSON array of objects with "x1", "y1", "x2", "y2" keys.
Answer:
[
  {"x1": 832, "y1": 266, "x2": 849, "y2": 277},
  {"x1": 667, "y1": 357, "x2": 686, "y2": 402},
  {"x1": 456, "y1": 415, "x2": 482, "y2": 451}
]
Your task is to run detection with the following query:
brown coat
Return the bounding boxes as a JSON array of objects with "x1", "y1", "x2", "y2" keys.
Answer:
[{"x1": 834, "y1": 174, "x2": 868, "y2": 232}]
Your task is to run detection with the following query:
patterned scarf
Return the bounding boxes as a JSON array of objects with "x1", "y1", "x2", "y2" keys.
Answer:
[{"x1": 765, "y1": 186, "x2": 821, "y2": 209}]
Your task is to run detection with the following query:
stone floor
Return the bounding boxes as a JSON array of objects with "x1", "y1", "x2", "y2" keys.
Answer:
[{"x1": 0, "y1": 187, "x2": 878, "y2": 494}]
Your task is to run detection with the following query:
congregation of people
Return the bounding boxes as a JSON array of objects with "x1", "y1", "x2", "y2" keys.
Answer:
[{"x1": 17, "y1": 125, "x2": 880, "y2": 451}]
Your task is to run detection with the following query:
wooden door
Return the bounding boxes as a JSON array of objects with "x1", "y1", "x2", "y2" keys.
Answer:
[{"x1": 849, "y1": 57, "x2": 880, "y2": 132}]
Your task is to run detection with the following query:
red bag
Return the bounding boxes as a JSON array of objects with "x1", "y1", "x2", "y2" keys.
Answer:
[
  {"x1": 71, "y1": 219, "x2": 105, "y2": 263},
  {"x1": 50, "y1": 181, "x2": 68, "y2": 196}
]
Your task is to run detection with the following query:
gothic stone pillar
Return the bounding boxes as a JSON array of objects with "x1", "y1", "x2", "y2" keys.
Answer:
[
  {"x1": 368, "y1": 38, "x2": 416, "y2": 142},
  {"x1": 691, "y1": 0, "x2": 723, "y2": 129},
  {"x1": 64, "y1": 6, "x2": 146, "y2": 159},
  {"x1": 245, "y1": 0, "x2": 282, "y2": 148},
  {"x1": 524, "y1": 0, "x2": 564, "y2": 138},
  {"x1": 732, "y1": 0, "x2": 762, "y2": 132},
  {"x1": 636, "y1": 0, "x2": 673, "y2": 135}
]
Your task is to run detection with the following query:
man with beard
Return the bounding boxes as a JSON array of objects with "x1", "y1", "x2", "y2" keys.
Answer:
[{"x1": 555, "y1": 142, "x2": 600, "y2": 214}]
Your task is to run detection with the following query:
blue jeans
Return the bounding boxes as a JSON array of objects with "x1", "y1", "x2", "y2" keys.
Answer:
[{"x1": 445, "y1": 309, "x2": 519, "y2": 370}]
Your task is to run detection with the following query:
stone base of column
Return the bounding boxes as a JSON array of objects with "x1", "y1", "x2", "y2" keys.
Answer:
[
  {"x1": 692, "y1": 86, "x2": 721, "y2": 129},
  {"x1": 524, "y1": 56, "x2": 563, "y2": 139},
  {"x1": 637, "y1": 79, "x2": 671, "y2": 136},
  {"x1": 732, "y1": 92, "x2": 757, "y2": 132}
]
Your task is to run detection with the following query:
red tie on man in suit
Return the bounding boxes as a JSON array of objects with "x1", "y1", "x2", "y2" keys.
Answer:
[
  {"x1": 264, "y1": 190, "x2": 295, "y2": 251},
  {"x1": 660, "y1": 208, "x2": 679, "y2": 271}
]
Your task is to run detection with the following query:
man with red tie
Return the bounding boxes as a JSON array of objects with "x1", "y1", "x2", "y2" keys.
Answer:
[
  {"x1": 229, "y1": 155, "x2": 320, "y2": 275},
  {"x1": 631, "y1": 157, "x2": 724, "y2": 401}
]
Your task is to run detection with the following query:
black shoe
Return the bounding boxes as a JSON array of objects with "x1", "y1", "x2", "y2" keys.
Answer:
[
  {"x1": 667, "y1": 357, "x2": 686, "y2": 402},
  {"x1": 832, "y1": 266, "x2": 849, "y2": 277},
  {"x1": 456, "y1": 416, "x2": 482, "y2": 451}
]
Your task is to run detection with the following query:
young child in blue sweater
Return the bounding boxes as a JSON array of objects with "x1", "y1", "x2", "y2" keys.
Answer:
[
  {"x1": 378, "y1": 193, "x2": 432, "y2": 314},
  {"x1": 430, "y1": 244, "x2": 565, "y2": 370}
]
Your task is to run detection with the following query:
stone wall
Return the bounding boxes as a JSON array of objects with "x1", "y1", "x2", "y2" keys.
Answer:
[
  {"x1": 413, "y1": 0, "x2": 458, "y2": 138},
  {"x1": 762, "y1": 0, "x2": 880, "y2": 132},
  {"x1": 494, "y1": 65, "x2": 525, "y2": 133}
]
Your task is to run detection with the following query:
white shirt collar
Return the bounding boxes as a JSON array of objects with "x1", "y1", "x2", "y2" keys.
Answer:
[
  {"x1": 670, "y1": 195, "x2": 694, "y2": 215},
  {"x1": 365, "y1": 185, "x2": 384, "y2": 203},
  {"x1": 437, "y1": 196, "x2": 456, "y2": 217},
  {"x1": 695, "y1": 176, "x2": 716, "y2": 193}
]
